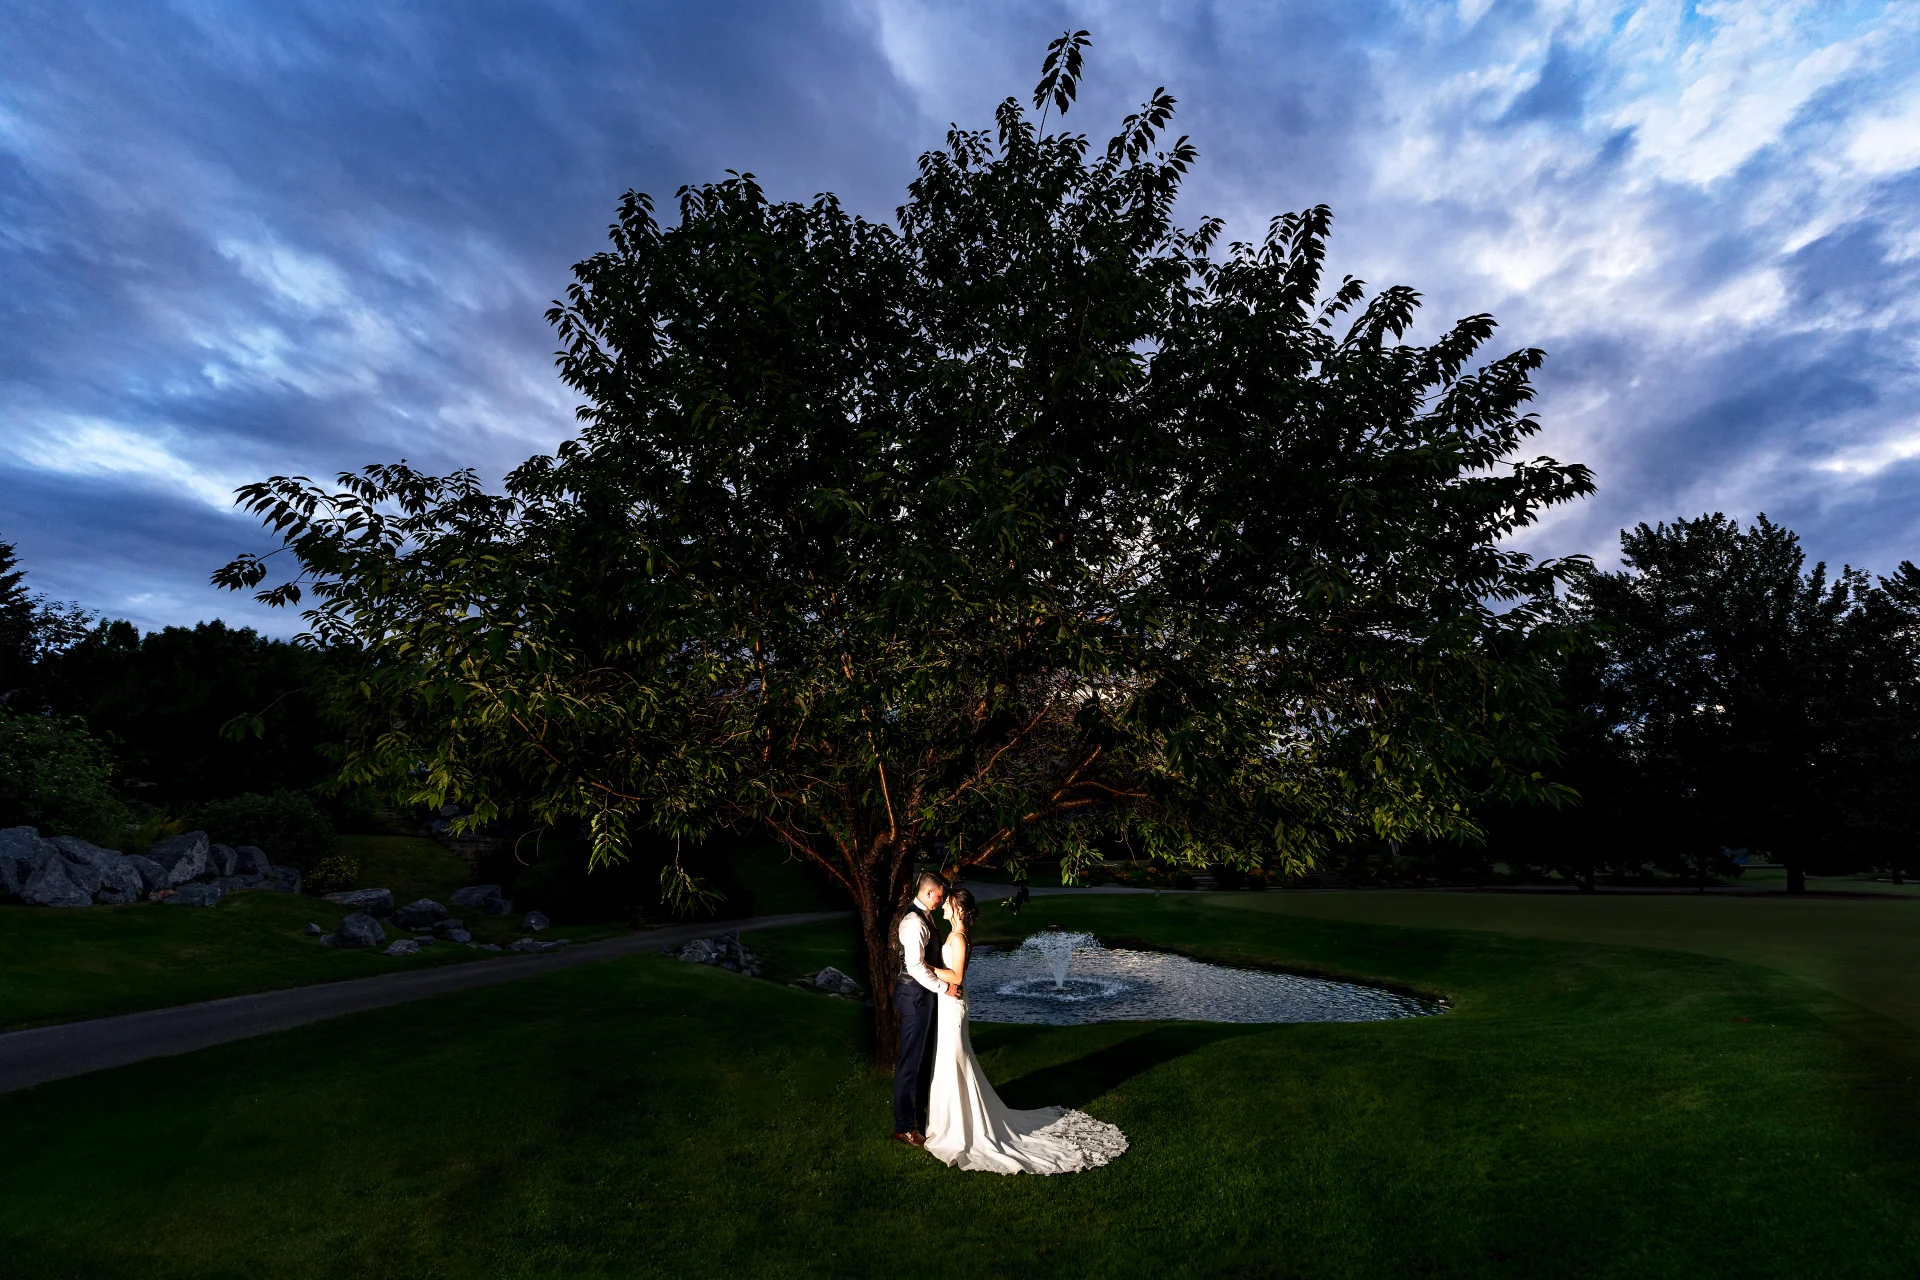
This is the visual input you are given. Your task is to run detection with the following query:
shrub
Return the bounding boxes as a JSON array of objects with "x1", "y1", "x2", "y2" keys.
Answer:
[
  {"x1": 0, "y1": 710, "x2": 126, "y2": 839},
  {"x1": 305, "y1": 854, "x2": 359, "y2": 895},
  {"x1": 189, "y1": 789, "x2": 337, "y2": 872}
]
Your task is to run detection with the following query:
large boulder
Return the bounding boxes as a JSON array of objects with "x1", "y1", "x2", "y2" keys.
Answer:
[
  {"x1": 0, "y1": 825, "x2": 44, "y2": 857},
  {"x1": 146, "y1": 832, "x2": 210, "y2": 886},
  {"x1": 204, "y1": 844, "x2": 238, "y2": 878},
  {"x1": 812, "y1": 966, "x2": 861, "y2": 996},
  {"x1": 383, "y1": 939, "x2": 421, "y2": 957},
  {"x1": 263, "y1": 865, "x2": 301, "y2": 894},
  {"x1": 392, "y1": 898, "x2": 449, "y2": 930},
  {"x1": 22, "y1": 857, "x2": 93, "y2": 907},
  {"x1": 441, "y1": 927, "x2": 473, "y2": 944},
  {"x1": 165, "y1": 883, "x2": 223, "y2": 907},
  {"x1": 233, "y1": 845, "x2": 272, "y2": 876},
  {"x1": 214, "y1": 874, "x2": 265, "y2": 893},
  {"x1": 52, "y1": 853, "x2": 104, "y2": 899},
  {"x1": 48, "y1": 836, "x2": 117, "y2": 866},
  {"x1": 122, "y1": 854, "x2": 169, "y2": 896},
  {"x1": 522, "y1": 910, "x2": 551, "y2": 932},
  {"x1": 0, "y1": 830, "x2": 56, "y2": 901},
  {"x1": 94, "y1": 856, "x2": 145, "y2": 905},
  {"x1": 334, "y1": 912, "x2": 387, "y2": 948},
  {"x1": 448, "y1": 884, "x2": 504, "y2": 912},
  {"x1": 322, "y1": 888, "x2": 394, "y2": 916}
]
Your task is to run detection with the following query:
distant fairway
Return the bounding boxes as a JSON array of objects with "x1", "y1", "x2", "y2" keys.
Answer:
[{"x1": 1203, "y1": 889, "x2": 1920, "y2": 1033}]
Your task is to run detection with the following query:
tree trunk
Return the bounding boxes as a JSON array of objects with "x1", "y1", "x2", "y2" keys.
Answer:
[
  {"x1": 852, "y1": 842, "x2": 918, "y2": 1072},
  {"x1": 862, "y1": 904, "x2": 901, "y2": 1071},
  {"x1": 1786, "y1": 862, "x2": 1807, "y2": 895}
]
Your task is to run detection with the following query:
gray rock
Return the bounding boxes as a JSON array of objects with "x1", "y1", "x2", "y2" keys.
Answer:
[
  {"x1": 204, "y1": 843, "x2": 238, "y2": 878},
  {"x1": 0, "y1": 832, "x2": 57, "y2": 901},
  {"x1": 432, "y1": 917, "x2": 465, "y2": 934},
  {"x1": 52, "y1": 853, "x2": 105, "y2": 899},
  {"x1": 0, "y1": 825, "x2": 43, "y2": 856},
  {"x1": 485, "y1": 897, "x2": 514, "y2": 916},
  {"x1": 94, "y1": 856, "x2": 145, "y2": 905},
  {"x1": 392, "y1": 897, "x2": 449, "y2": 929},
  {"x1": 472, "y1": 942, "x2": 502, "y2": 952},
  {"x1": 813, "y1": 965, "x2": 861, "y2": 996},
  {"x1": 123, "y1": 853, "x2": 169, "y2": 895},
  {"x1": 263, "y1": 865, "x2": 301, "y2": 894},
  {"x1": 509, "y1": 937, "x2": 556, "y2": 953},
  {"x1": 146, "y1": 832, "x2": 210, "y2": 885},
  {"x1": 304, "y1": 923, "x2": 323, "y2": 936},
  {"x1": 442, "y1": 927, "x2": 473, "y2": 944},
  {"x1": 166, "y1": 883, "x2": 224, "y2": 907},
  {"x1": 383, "y1": 939, "x2": 421, "y2": 956},
  {"x1": 522, "y1": 910, "x2": 551, "y2": 932},
  {"x1": 319, "y1": 934, "x2": 339, "y2": 947},
  {"x1": 448, "y1": 884, "x2": 504, "y2": 911},
  {"x1": 322, "y1": 888, "x2": 394, "y2": 916},
  {"x1": 214, "y1": 874, "x2": 265, "y2": 893},
  {"x1": 48, "y1": 836, "x2": 119, "y2": 866},
  {"x1": 233, "y1": 845, "x2": 272, "y2": 876},
  {"x1": 674, "y1": 931, "x2": 759, "y2": 973},
  {"x1": 22, "y1": 856, "x2": 92, "y2": 907},
  {"x1": 334, "y1": 912, "x2": 387, "y2": 948}
]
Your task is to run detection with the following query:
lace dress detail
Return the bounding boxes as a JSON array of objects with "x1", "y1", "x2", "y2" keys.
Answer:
[{"x1": 922, "y1": 935, "x2": 1128, "y2": 1175}]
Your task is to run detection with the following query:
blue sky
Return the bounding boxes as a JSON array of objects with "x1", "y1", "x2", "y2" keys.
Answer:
[{"x1": 3, "y1": 1, "x2": 1918, "y2": 634}]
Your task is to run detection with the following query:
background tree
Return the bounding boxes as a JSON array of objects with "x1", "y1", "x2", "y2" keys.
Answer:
[
  {"x1": 36, "y1": 620, "x2": 332, "y2": 812},
  {"x1": 219, "y1": 38, "x2": 1593, "y2": 1061},
  {"x1": 1568, "y1": 515, "x2": 1917, "y2": 892}
]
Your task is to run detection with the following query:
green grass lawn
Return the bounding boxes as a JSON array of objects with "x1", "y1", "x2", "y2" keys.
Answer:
[
  {"x1": 0, "y1": 836, "x2": 624, "y2": 1032},
  {"x1": 3, "y1": 894, "x2": 1917, "y2": 1278}
]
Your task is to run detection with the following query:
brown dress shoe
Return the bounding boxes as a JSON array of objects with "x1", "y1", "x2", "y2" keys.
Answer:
[
  {"x1": 909, "y1": 1130, "x2": 928, "y2": 1146},
  {"x1": 892, "y1": 1131, "x2": 922, "y2": 1147}
]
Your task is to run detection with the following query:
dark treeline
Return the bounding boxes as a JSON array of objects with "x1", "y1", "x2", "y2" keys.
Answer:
[
  {"x1": 1384, "y1": 514, "x2": 1920, "y2": 892},
  {"x1": 5, "y1": 511, "x2": 1918, "y2": 895},
  {"x1": 1, "y1": 539, "x2": 332, "y2": 838}
]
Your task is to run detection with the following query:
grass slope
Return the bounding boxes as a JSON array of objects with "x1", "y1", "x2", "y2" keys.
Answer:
[
  {"x1": 3, "y1": 896, "x2": 1917, "y2": 1278},
  {"x1": 0, "y1": 836, "x2": 621, "y2": 1032}
]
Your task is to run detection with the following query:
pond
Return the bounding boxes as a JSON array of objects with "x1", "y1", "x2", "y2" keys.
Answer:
[{"x1": 965, "y1": 931, "x2": 1443, "y2": 1026}]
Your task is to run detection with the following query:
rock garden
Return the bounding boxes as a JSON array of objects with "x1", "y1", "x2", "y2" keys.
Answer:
[
  {"x1": 315, "y1": 882, "x2": 569, "y2": 957},
  {"x1": 0, "y1": 826, "x2": 301, "y2": 909}
]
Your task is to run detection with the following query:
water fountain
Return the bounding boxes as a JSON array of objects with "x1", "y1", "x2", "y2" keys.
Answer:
[
  {"x1": 966, "y1": 930, "x2": 1443, "y2": 1026},
  {"x1": 1021, "y1": 929, "x2": 1098, "y2": 988}
]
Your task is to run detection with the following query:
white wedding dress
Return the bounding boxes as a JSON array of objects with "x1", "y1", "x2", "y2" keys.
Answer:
[{"x1": 923, "y1": 933, "x2": 1128, "y2": 1175}]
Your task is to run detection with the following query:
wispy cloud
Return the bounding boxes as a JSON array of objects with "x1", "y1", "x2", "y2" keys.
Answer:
[{"x1": 1, "y1": 0, "x2": 1916, "y2": 633}]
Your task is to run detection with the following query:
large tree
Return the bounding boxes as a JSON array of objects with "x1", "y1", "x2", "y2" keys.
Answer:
[{"x1": 218, "y1": 37, "x2": 1592, "y2": 1060}]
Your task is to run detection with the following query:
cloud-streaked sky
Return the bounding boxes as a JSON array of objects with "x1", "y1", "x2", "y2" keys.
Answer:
[{"x1": 4, "y1": 1, "x2": 1918, "y2": 634}]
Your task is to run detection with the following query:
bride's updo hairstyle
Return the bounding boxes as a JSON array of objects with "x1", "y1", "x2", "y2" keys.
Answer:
[{"x1": 948, "y1": 886, "x2": 978, "y2": 930}]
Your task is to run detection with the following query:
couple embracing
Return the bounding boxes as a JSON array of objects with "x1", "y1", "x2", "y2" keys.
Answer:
[{"x1": 890, "y1": 872, "x2": 1127, "y2": 1174}]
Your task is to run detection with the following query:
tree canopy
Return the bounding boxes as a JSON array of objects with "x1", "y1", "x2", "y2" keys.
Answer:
[{"x1": 218, "y1": 38, "x2": 1593, "y2": 1054}]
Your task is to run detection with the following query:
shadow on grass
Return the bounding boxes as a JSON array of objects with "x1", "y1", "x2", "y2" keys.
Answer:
[{"x1": 988, "y1": 1023, "x2": 1270, "y2": 1111}]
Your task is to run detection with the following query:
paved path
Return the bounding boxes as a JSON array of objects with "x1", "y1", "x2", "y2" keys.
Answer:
[
  {"x1": 0, "y1": 883, "x2": 1160, "y2": 1095},
  {"x1": 0, "y1": 910, "x2": 850, "y2": 1095}
]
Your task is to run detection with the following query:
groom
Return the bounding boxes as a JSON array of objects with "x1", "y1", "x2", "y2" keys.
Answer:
[{"x1": 893, "y1": 871, "x2": 960, "y2": 1147}]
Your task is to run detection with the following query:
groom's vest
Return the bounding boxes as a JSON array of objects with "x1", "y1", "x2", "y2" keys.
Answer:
[{"x1": 896, "y1": 906, "x2": 941, "y2": 985}]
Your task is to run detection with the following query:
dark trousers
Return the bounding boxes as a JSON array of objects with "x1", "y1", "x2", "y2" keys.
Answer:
[{"x1": 893, "y1": 980, "x2": 937, "y2": 1133}]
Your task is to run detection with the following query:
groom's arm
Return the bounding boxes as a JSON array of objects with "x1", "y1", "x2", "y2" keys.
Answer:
[{"x1": 898, "y1": 913, "x2": 951, "y2": 995}]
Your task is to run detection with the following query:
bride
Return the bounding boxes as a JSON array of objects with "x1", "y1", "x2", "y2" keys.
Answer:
[{"x1": 922, "y1": 887, "x2": 1128, "y2": 1174}]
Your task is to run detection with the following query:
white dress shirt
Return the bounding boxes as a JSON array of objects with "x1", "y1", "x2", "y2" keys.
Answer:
[{"x1": 898, "y1": 906, "x2": 945, "y2": 994}]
